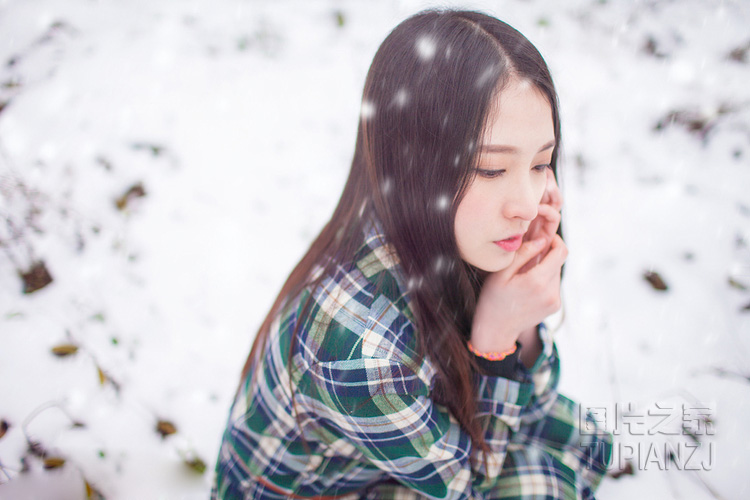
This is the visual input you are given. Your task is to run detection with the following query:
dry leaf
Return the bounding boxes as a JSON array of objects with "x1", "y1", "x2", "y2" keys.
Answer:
[
  {"x1": 90, "y1": 312, "x2": 106, "y2": 322},
  {"x1": 95, "y1": 367, "x2": 121, "y2": 393},
  {"x1": 156, "y1": 419, "x2": 177, "y2": 438},
  {"x1": 653, "y1": 105, "x2": 733, "y2": 140},
  {"x1": 96, "y1": 156, "x2": 112, "y2": 171},
  {"x1": 115, "y1": 182, "x2": 146, "y2": 211},
  {"x1": 728, "y1": 277, "x2": 747, "y2": 290},
  {"x1": 334, "y1": 10, "x2": 345, "y2": 28},
  {"x1": 642, "y1": 36, "x2": 668, "y2": 58},
  {"x1": 27, "y1": 439, "x2": 47, "y2": 458},
  {"x1": 643, "y1": 270, "x2": 668, "y2": 291},
  {"x1": 43, "y1": 456, "x2": 66, "y2": 469},
  {"x1": 85, "y1": 479, "x2": 106, "y2": 500},
  {"x1": 728, "y1": 41, "x2": 750, "y2": 63},
  {"x1": 184, "y1": 456, "x2": 207, "y2": 474},
  {"x1": 20, "y1": 261, "x2": 54, "y2": 294},
  {"x1": 683, "y1": 425, "x2": 700, "y2": 444},
  {"x1": 51, "y1": 344, "x2": 79, "y2": 357},
  {"x1": 609, "y1": 461, "x2": 634, "y2": 479},
  {"x1": 0, "y1": 419, "x2": 9, "y2": 439},
  {"x1": 131, "y1": 142, "x2": 165, "y2": 156},
  {"x1": 1, "y1": 77, "x2": 21, "y2": 88},
  {"x1": 179, "y1": 448, "x2": 207, "y2": 474}
]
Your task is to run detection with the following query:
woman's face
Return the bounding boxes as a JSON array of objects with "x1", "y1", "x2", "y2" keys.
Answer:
[{"x1": 454, "y1": 78, "x2": 555, "y2": 273}]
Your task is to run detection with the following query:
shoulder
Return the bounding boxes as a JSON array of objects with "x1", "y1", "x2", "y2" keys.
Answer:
[{"x1": 292, "y1": 219, "x2": 428, "y2": 382}]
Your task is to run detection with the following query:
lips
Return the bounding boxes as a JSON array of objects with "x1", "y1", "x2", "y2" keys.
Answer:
[{"x1": 494, "y1": 234, "x2": 523, "y2": 252}]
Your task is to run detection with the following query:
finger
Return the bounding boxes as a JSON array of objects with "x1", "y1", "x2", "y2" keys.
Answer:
[
  {"x1": 519, "y1": 206, "x2": 559, "y2": 271},
  {"x1": 523, "y1": 203, "x2": 560, "y2": 244},
  {"x1": 523, "y1": 220, "x2": 544, "y2": 243},
  {"x1": 535, "y1": 204, "x2": 561, "y2": 239},
  {"x1": 536, "y1": 203, "x2": 561, "y2": 224},
  {"x1": 517, "y1": 253, "x2": 542, "y2": 274},
  {"x1": 500, "y1": 237, "x2": 547, "y2": 278},
  {"x1": 545, "y1": 168, "x2": 563, "y2": 211},
  {"x1": 520, "y1": 234, "x2": 567, "y2": 279},
  {"x1": 516, "y1": 225, "x2": 565, "y2": 274},
  {"x1": 536, "y1": 234, "x2": 568, "y2": 269}
]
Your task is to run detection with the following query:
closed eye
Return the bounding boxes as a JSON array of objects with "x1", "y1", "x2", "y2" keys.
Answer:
[
  {"x1": 475, "y1": 168, "x2": 505, "y2": 179},
  {"x1": 533, "y1": 164, "x2": 551, "y2": 172}
]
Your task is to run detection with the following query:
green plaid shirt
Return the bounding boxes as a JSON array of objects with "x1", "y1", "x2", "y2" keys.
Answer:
[{"x1": 213, "y1": 219, "x2": 611, "y2": 499}]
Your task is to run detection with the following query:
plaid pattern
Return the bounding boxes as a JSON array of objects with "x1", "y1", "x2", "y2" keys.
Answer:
[{"x1": 212, "y1": 219, "x2": 611, "y2": 499}]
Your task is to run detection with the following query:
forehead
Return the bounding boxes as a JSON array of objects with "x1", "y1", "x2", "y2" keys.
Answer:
[{"x1": 482, "y1": 79, "x2": 554, "y2": 150}]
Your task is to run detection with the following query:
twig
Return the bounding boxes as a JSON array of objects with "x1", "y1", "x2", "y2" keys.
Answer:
[
  {"x1": 21, "y1": 401, "x2": 84, "y2": 443},
  {"x1": 0, "y1": 458, "x2": 13, "y2": 482},
  {"x1": 689, "y1": 468, "x2": 725, "y2": 500}
]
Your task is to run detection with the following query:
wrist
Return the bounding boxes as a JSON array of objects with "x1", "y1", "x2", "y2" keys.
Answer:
[
  {"x1": 469, "y1": 321, "x2": 518, "y2": 354},
  {"x1": 467, "y1": 340, "x2": 518, "y2": 361}
]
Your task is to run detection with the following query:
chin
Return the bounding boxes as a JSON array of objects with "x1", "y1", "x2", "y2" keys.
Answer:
[
  {"x1": 472, "y1": 257, "x2": 513, "y2": 273},
  {"x1": 479, "y1": 264, "x2": 510, "y2": 273}
]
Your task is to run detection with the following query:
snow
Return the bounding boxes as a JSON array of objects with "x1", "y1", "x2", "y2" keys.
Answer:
[
  {"x1": 393, "y1": 88, "x2": 410, "y2": 108},
  {"x1": 436, "y1": 194, "x2": 451, "y2": 211},
  {"x1": 360, "y1": 99, "x2": 377, "y2": 121},
  {"x1": 1, "y1": 0, "x2": 749, "y2": 498},
  {"x1": 416, "y1": 35, "x2": 437, "y2": 61}
]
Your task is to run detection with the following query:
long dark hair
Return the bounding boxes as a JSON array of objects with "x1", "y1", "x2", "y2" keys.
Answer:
[{"x1": 242, "y1": 9, "x2": 561, "y2": 453}]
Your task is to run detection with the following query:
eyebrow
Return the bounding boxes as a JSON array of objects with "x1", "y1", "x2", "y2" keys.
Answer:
[{"x1": 479, "y1": 139, "x2": 556, "y2": 154}]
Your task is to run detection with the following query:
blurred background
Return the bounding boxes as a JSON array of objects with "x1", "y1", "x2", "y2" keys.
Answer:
[{"x1": 1, "y1": 0, "x2": 748, "y2": 498}]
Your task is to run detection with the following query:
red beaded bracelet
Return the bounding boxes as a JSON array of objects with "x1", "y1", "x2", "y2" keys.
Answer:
[{"x1": 467, "y1": 341, "x2": 517, "y2": 361}]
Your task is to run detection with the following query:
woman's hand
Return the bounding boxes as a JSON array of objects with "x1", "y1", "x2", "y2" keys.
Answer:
[
  {"x1": 470, "y1": 235, "x2": 567, "y2": 352},
  {"x1": 470, "y1": 168, "x2": 565, "y2": 365},
  {"x1": 519, "y1": 168, "x2": 562, "y2": 273}
]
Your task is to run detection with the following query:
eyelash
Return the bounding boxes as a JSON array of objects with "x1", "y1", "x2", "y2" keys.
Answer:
[{"x1": 476, "y1": 164, "x2": 551, "y2": 179}]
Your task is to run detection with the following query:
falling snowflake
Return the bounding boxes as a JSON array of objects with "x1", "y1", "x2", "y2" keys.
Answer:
[
  {"x1": 407, "y1": 276, "x2": 425, "y2": 290},
  {"x1": 476, "y1": 64, "x2": 499, "y2": 88},
  {"x1": 434, "y1": 255, "x2": 445, "y2": 273},
  {"x1": 381, "y1": 177, "x2": 393, "y2": 195},
  {"x1": 416, "y1": 35, "x2": 437, "y2": 61},
  {"x1": 393, "y1": 88, "x2": 409, "y2": 108},
  {"x1": 360, "y1": 100, "x2": 376, "y2": 120},
  {"x1": 435, "y1": 195, "x2": 450, "y2": 211}
]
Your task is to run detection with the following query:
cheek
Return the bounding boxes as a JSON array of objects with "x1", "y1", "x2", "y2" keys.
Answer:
[
  {"x1": 534, "y1": 175, "x2": 547, "y2": 203},
  {"x1": 456, "y1": 188, "x2": 488, "y2": 225},
  {"x1": 454, "y1": 190, "x2": 485, "y2": 247},
  {"x1": 453, "y1": 203, "x2": 473, "y2": 251}
]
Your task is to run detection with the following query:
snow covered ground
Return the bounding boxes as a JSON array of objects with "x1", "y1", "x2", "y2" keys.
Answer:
[{"x1": 1, "y1": 0, "x2": 748, "y2": 498}]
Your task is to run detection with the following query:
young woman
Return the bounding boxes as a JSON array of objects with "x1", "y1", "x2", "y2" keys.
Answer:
[{"x1": 213, "y1": 9, "x2": 612, "y2": 499}]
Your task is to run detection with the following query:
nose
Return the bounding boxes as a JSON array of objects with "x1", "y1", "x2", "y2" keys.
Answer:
[{"x1": 502, "y1": 178, "x2": 539, "y2": 221}]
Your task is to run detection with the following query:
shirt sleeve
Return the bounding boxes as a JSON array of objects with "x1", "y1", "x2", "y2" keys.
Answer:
[{"x1": 296, "y1": 322, "x2": 560, "y2": 499}]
